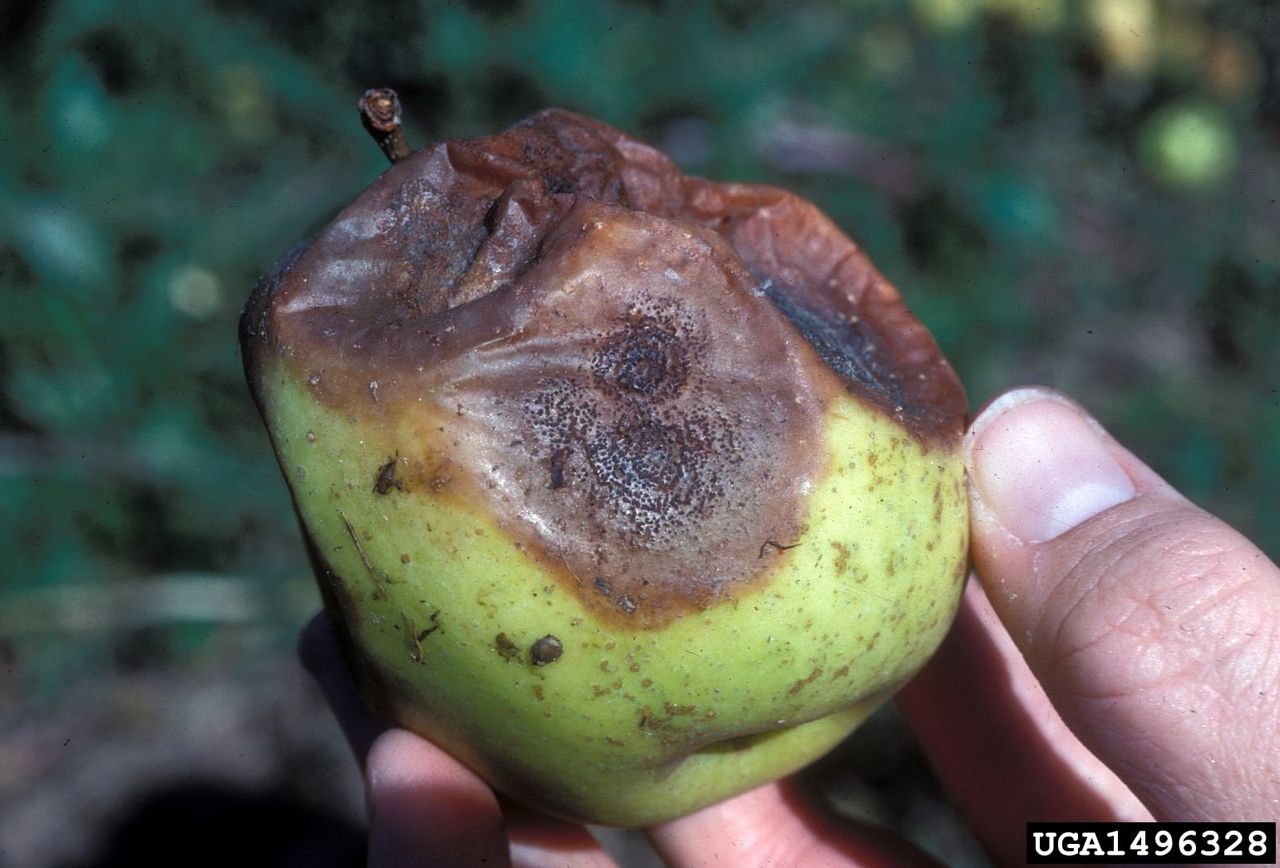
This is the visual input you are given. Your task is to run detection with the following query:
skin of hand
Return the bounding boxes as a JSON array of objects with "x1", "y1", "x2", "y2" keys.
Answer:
[{"x1": 299, "y1": 385, "x2": 1280, "y2": 868}]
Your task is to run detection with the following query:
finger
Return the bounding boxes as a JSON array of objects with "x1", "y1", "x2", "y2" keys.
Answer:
[
  {"x1": 647, "y1": 779, "x2": 941, "y2": 868},
  {"x1": 898, "y1": 580, "x2": 1150, "y2": 866},
  {"x1": 366, "y1": 728, "x2": 511, "y2": 868},
  {"x1": 965, "y1": 386, "x2": 1280, "y2": 822},
  {"x1": 302, "y1": 614, "x2": 615, "y2": 867},
  {"x1": 299, "y1": 612, "x2": 387, "y2": 769},
  {"x1": 369, "y1": 747, "x2": 616, "y2": 868},
  {"x1": 502, "y1": 800, "x2": 619, "y2": 868}
]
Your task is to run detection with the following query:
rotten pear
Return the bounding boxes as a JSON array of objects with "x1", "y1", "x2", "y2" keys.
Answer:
[{"x1": 240, "y1": 100, "x2": 969, "y2": 827}]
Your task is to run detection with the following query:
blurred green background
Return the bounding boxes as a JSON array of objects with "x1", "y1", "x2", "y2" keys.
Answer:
[{"x1": 2, "y1": 0, "x2": 1278, "y2": 865}]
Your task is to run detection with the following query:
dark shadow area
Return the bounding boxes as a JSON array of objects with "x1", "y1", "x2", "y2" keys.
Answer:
[
  {"x1": 59, "y1": 782, "x2": 365, "y2": 868},
  {"x1": 795, "y1": 703, "x2": 990, "y2": 866}
]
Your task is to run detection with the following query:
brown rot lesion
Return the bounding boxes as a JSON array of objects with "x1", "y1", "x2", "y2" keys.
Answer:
[{"x1": 245, "y1": 101, "x2": 965, "y2": 633}]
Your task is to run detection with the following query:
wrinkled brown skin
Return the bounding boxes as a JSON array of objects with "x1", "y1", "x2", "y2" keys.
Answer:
[{"x1": 241, "y1": 109, "x2": 966, "y2": 630}]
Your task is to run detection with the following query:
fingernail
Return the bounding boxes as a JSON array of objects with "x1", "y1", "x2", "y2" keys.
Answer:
[{"x1": 966, "y1": 388, "x2": 1136, "y2": 544}]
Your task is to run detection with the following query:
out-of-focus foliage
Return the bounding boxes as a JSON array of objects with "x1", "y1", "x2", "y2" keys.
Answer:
[{"x1": 1, "y1": 0, "x2": 1278, "y2": 840}]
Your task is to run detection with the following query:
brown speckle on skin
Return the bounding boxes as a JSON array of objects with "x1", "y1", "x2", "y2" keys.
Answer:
[
  {"x1": 532, "y1": 684, "x2": 545, "y2": 701},
  {"x1": 832, "y1": 664, "x2": 850, "y2": 680},
  {"x1": 495, "y1": 632, "x2": 522, "y2": 663},
  {"x1": 786, "y1": 666, "x2": 824, "y2": 697},
  {"x1": 831, "y1": 542, "x2": 850, "y2": 575},
  {"x1": 530, "y1": 634, "x2": 563, "y2": 665}
]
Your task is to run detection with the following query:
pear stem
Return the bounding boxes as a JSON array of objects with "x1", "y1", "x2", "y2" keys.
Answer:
[{"x1": 359, "y1": 88, "x2": 412, "y2": 164}]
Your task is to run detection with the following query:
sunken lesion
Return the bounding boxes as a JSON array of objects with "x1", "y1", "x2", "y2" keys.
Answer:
[
  {"x1": 506, "y1": 264, "x2": 803, "y2": 627},
  {"x1": 523, "y1": 298, "x2": 738, "y2": 552}
]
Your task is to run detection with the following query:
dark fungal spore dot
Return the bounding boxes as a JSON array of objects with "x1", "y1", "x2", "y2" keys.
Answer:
[
  {"x1": 548, "y1": 448, "x2": 567, "y2": 489},
  {"x1": 530, "y1": 634, "x2": 563, "y2": 665}
]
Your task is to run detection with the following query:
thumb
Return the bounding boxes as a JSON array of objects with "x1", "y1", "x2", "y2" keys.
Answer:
[{"x1": 965, "y1": 387, "x2": 1280, "y2": 823}]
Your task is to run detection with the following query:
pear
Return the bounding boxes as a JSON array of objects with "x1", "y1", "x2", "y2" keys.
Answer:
[{"x1": 241, "y1": 98, "x2": 968, "y2": 827}]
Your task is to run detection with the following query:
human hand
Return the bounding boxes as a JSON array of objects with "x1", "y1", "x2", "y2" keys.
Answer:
[
  {"x1": 900, "y1": 386, "x2": 1280, "y2": 863},
  {"x1": 300, "y1": 385, "x2": 1280, "y2": 867}
]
